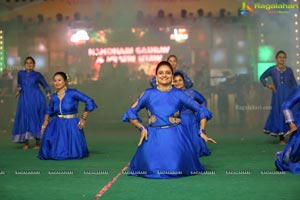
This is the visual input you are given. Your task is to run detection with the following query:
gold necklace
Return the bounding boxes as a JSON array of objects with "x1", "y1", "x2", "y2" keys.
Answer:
[
  {"x1": 157, "y1": 85, "x2": 172, "y2": 92},
  {"x1": 277, "y1": 65, "x2": 286, "y2": 71},
  {"x1": 57, "y1": 88, "x2": 66, "y2": 95}
]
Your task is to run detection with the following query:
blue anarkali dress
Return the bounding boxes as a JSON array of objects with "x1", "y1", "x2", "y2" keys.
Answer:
[
  {"x1": 12, "y1": 70, "x2": 51, "y2": 142},
  {"x1": 181, "y1": 88, "x2": 211, "y2": 157},
  {"x1": 122, "y1": 87, "x2": 212, "y2": 179},
  {"x1": 275, "y1": 85, "x2": 300, "y2": 173},
  {"x1": 260, "y1": 66, "x2": 297, "y2": 136},
  {"x1": 38, "y1": 88, "x2": 97, "y2": 160}
]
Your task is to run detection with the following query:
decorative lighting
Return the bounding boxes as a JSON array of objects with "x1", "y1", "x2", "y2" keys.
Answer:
[
  {"x1": 170, "y1": 28, "x2": 189, "y2": 43},
  {"x1": 0, "y1": 30, "x2": 4, "y2": 71},
  {"x1": 70, "y1": 30, "x2": 89, "y2": 43}
]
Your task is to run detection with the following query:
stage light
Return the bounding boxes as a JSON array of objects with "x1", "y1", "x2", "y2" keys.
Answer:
[
  {"x1": 170, "y1": 28, "x2": 189, "y2": 43},
  {"x1": 70, "y1": 30, "x2": 90, "y2": 43},
  {"x1": 0, "y1": 30, "x2": 4, "y2": 71},
  {"x1": 258, "y1": 46, "x2": 274, "y2": 62},
  {"x1": 237, "y1": 41, "x2": 246, "y2": 48},
  {"x1": 257, "y1": 62, "x2": 276, "y2": 80}
]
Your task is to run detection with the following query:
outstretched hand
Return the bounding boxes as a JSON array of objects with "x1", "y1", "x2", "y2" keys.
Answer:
[
  {"x1": 200, "y1": 133, "x2": 217, "y2": 144},
  {"x1": 138, "y1": 129, "x2": 148, "y2": 146}
]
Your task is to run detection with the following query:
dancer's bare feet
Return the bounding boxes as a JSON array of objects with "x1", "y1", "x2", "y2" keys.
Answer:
[
  {"x1": 33, "y1": 145, "x2": 40, "y2": 150},
  {"x1": 279, "y1": 140, "x2": 286, "y2": 145},
  {"x1": 23, "y1": 144, "x2": 29, "y2": 150}
]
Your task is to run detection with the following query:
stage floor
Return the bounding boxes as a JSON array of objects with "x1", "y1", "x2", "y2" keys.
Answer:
[{"x1": 0, "y1": 127, "x2": 299, "y2": 200}]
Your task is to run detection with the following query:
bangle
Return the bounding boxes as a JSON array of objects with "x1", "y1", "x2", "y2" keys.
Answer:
[
  {"x1": 81, "y1": 115, "x2": 88, "y2": 120},
  {"x1": 139, "y1": 126, "x2": 146, "y2": 132},
  {"x1": 199, "y1": 129, "x2": 206, "y2": 134}
]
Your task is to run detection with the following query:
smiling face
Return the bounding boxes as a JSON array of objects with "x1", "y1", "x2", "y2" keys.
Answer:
[
  {"x1": 156, "y1": 64, "x2": 173, "y2": 86},
  {"x1": 173, "y1": 74, "x2": 185, "y2": 89},
  {"x1": 24, "y1": 58, "x2": 35, "y2": 71},
  {"x1": 53, "y1": 74, "x2": 67, "y2": 91}
]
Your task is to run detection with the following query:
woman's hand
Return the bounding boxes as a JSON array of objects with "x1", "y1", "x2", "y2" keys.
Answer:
[
  {"x1": 200, "y1": 133, "x2": 217, "y2": 144},
  {"x1": 138, "y1": 129, "x2": 148, "y2": 146},
  {"x1": 267, "y1": 84, "x2": 276, "y2": 92},
  {"x1": 77, "y1": 118, "x2": 86, "y2": 129},
  {"x1": 284, "y1": 122, "x2": 297, "y2": 137},
  {"x1": 41, "y1": 121, "x2": 48, "y2": 133},
  {"x1": 15, "y1": 91, "x2": 20, "y2": 97},
  {"x1": 46, "y1": 93, "x2": 51, "y2": 100}
]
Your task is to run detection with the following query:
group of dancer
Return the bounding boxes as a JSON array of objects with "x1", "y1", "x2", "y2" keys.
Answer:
[
  {"x1": 12, "y1": 56, "x2": 97, "y2": 160},
  {"x1": 10, "y1": 51, "x2": 300, "y2": 178},
  {"x1": 259, "y1": 50, "x2": 300, "y2": 173}
]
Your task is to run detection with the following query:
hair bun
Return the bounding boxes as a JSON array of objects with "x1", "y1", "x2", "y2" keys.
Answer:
[{"x1": 65, "y1": 73, "x2": 71, "y2": 83}]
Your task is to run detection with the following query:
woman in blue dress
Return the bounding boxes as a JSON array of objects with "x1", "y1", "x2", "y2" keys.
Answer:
[
  {"x1": 122, "y1": 61, "x2": 216, "y2": 179},
  {"x1": 260, "y1": 50, "x2": 298, "y2": 145},
  {"x1": 150, "y1": 55, "x2": 193, "y2": 88},
  {"x1": 275, "y1": 85, "x2": 300, "y2": 173},
  {"x1": 173, "y1": 71, "x2": 212, "y2": 157},
  {"x1": 12, "y1": 56, "x2": 51, "y2": 150},
  {"x1": 38, "y1": 72, "x2": 97, "y2": 160}
]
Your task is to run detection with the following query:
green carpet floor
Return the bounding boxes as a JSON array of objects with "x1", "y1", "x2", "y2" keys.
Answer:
[{"x1": 0, "y1": 127, "x2": 299, "y2": 200}]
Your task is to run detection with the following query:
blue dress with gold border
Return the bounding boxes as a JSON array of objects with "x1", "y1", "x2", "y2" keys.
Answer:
[
  {"x1": 122, "y1": 87, "x2": 212, "y2": 179},
  {"x1": 38, "y1": 88, "x2": 97, "y2": 160},
  {"x1": 12, "y1": 70, "x2": 51, "y2": 142},
  {"x1": 275, "y1": 85, "x2": 300, "y2": 173},
  {"x1": 260, "y1": 66, "x2": 297, "y2": 136}
]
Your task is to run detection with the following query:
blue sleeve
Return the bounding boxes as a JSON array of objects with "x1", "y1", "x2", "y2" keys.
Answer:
[
  {"x1": 37, "y1": 72, "x2": 51, "y2": 94},
  {"x1": 17, "y1": 71, "x2": 22, "y2": 90},
  {"x1": 260, "y1": 67, "x2": 272, "y2": 87},
  {"x1": 192, "y1": 89, "x2": 207, "y2": 106},
  {"x1": 73, "y1": 89, "x2": 98, "y2": 112},
  {"x1": 179, "y1": 91, "x2": 212, "y2": 121},
  {"x1": 150, "y1": 77, "x2": 156, "y2": 88},
  {"x1": 122, "y1": 91, "x2": 148, "y2": 122},
  {"x1": 46, "y1": 96, "x2": 55, "y2": 117},
  {"x1": 288, "y1": 68, "x2": 298, "y2": 89},
  {"x1": 282, "y1": 86, "x2": 300, "y2": 122}
]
